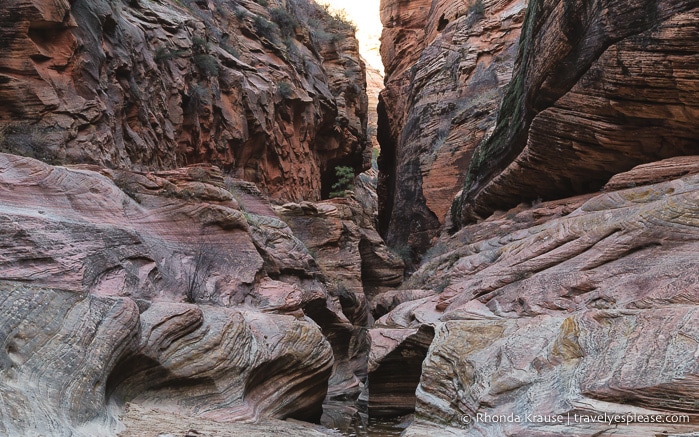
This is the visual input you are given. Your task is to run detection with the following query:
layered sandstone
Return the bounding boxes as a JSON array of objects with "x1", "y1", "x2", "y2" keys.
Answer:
[
  {"x1": 0, "y1": 0, "x2": 369, "y2": 202},
  {"x1": 370, "y1": 0, "x2": 699, "y2": 431},
  {"x1": 368, "y1": 160, "x2": 699, "y2": 435},
  {"x1": 377, "y1": 0, "x2": 526, "y2": 258},
  {"x1": 274, "y1": 189, "x2": 404, "y2": 399},
  {"x1": 454, "y1": 0, "x2": 699, "y2": 225},
  {"x1": 0, "y1": 153, "x2": 359, "y2": 436}
]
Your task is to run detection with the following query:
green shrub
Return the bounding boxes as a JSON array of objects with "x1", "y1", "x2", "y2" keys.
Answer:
[
  {"x1": 329, "y1": 165, "x2": 355, "y2": 198},
  {"x1": 192, "y1": 36, "x2": 208, "y2": 51},
  {"x1": 469, "y1": 0, "x2": 485, "y2": 17},
  {"x1": 157, "y1": 48, "x2": 172, "y2": 62},
  {"x1": 234, "y1": 7, "x2": 247, "y2": 20},
  {"x1": 270, "y1": 7, "x2": 299, "y2": 37},
  {"x1": 390, "y1": 244, "x2": 412, "y2": 265},
  {"x1": 253, "y1": 15, "x2": 279, "y2": 42},
  {"x1": 433, "y1": 277, "x2": 450, "y2": 293},
  {"x1": 154, "y1": 46, "x2": 184, "y2": 63},
  {"x1": 309, "y1": 27, "x2": 338, "y2": 45},
  {"x1": 221, "y1": 43, "x2": 239, "y2": 58},
  {"x1": 277, "y1": 81, "x2": 293, "y2": 99},
  {"x1": 282, "y1": 37, "x2": 300, "y2": 63},
  {"x1": 371, "y1": 147, "x2": 379, "y2": 169},
  {"x1": 193, "y1": 53, "x2": 219, "y2": 77},
  {"x1": 319, "y1": 4, "x2": 356, "y2": 32}
]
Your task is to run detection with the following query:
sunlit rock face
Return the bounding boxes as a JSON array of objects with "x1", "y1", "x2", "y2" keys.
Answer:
[
  {"x1": 0, "y1": 154, "x2": 344, "y2": 436},
  {"x1": 377, "y1": 0, "x2": 526, "y2": 258},
  {"x1": 454, "y1": 0, "x2": 699, "y2": 226},
  {"x1": 0, "y1": 0, "x2": 369, "y2": 202}
]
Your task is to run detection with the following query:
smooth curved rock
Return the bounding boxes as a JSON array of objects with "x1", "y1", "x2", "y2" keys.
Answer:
[
  {"x1": 0, "y1": 286, "x2": 139, "y2": 437},
  {"x1": 110, "y1": 304, "x2": 333, "y2": 423},
  {"x1": 0, "y1": 153, "x2": 343, "y2": 436},
  {"x1": 410, "y1": 310, "x2": 699, "y2": 436},
  {"x1": 374, "y1": 165, "x2": 699, "y2": 435},
  {"x1": 371, "y1": 289, "x2": 436, "y2": 319},
  {"x1": 367, "y1": 325, "x2": 434, "y2": 417},
  {"x1": 603, "y1": 155, "x2": 699, "y2": 191}
]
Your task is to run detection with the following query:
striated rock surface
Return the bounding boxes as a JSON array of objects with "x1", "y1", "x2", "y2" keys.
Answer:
[
  {"x1": 0, "y1": 0, "x2": 369, "y2": 202},
  {"x1": 274, "y1": 192, "x2": 404, "y2": 399},
  {"x1": 369, "y1": 162, "x2": 699, "y2": 435},
  {"x1": 0, "y1": 153, "x2": 348, "y2": 436},
  {"x1": 365, "y1": 65, "x2": 384, "y2": 151},
  {"x1": 454, "y1": 0, "x2": 699, "y2": 225},
  {"x1": 377, "y1": 0, "x2": 526, "y2": 257},
  {"x1": 367, "y1": 325, "x2": 434, "y2": 417},
  {"x1": 118, "y1": 402, "x2": 343, "y2": 437},
  {"x1": 372, "y1": 2, "x2": 698, "y2": 427},
  {"x1": 603, "y1": 155, "x2": 699, "y2": 192}
]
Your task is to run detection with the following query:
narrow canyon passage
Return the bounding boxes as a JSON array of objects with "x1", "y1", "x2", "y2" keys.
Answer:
[{"x1": 0, "y1": 0, "x2": 697, "y2": 436}]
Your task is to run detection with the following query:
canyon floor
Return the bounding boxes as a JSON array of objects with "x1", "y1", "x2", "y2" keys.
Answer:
[{"x1": 117, "y1": 403, "x2": 343, "y2": 437}]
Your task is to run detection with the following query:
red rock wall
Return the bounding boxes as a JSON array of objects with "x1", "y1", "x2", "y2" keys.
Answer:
[
  {"x1": 0, "y1": 0, "x2": 369, "y2": 202},
  {"x1": 377, "y1": 0, "x2": 526, "y2": 259},
  {"x1": 454, "y1": 0, "x2": 699, "y2": 225}
]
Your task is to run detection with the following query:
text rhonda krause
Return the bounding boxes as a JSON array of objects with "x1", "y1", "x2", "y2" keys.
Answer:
[{"x1": 474, "y1": 412, "x2": 691, "y2": 426}]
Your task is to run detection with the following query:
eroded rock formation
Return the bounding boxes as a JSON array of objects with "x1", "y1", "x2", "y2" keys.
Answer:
[
  {"x1": 367, "y1": 325, "x2": 434, "y2": 417},
  {"x1": 274, "y1": 188, "x2": 404, "y2": 400},
  {"x1": 377, "y1": 0, "x2": 526, "y2": 257},
  {"x1": 2, "y1": 0, "x2": 698, "y2": 433},
  {"x1": 454, "y1": 0, "x2": 699, "y2": 225},
  {"x1": 368, "y1": 0, "x2": 699, "y2": 432},
  {"x1": 371, "y1": 160, "x2": 699, "y2": 435},
  {"x1": 0, "y1": 153, "x2": 354, "y2": 436},
  {"x1": 0, "y1": 0, "x2": 369, "y2": 202}
]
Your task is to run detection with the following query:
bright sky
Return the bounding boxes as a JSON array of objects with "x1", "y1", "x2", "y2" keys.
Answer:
[{"x1": 318, "y1": 0, "x2": 384, "y2": 73}]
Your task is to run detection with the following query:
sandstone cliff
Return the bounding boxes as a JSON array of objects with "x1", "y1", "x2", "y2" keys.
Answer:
[
  {"x1": 377, "y1": 0, "x2": 526, "y2": 258},
  {"x1": 368, "y1": 0, "x2": 699, "y2": 434},
  {"x1": 0, "y1": 0, "x2": 369, "y2": 202},
  {"x1": 379, "y1": 0, "x2": 698, "y2": 257},
  {"x1": 2, "y1": 0, "x2": 698, "y2": 433},
  {"x1": 453, "y1": 0, "x2": 699, "y2": 225}
]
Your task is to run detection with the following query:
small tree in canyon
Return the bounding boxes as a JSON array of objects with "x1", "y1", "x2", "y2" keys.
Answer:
[{"x1": 329, "y1": 165, "x2": 355, "y2": 198}]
